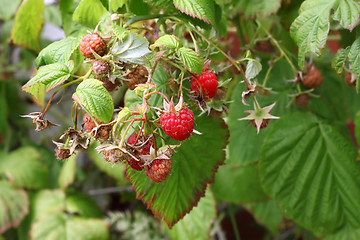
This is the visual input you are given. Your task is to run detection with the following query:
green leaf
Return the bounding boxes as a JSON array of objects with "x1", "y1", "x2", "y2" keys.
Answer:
[
  {"x1": 354, "y1": 110, "x2": 360, "y2": 145},
  {"x1": 244, "y1": 200, "x2": 283, "y2": 236},
  {"x1": 348, "y1": 36, "x2": 360, "y2": 74},
  {"x1": 31, "y1": 189, "x2": 102, "y2": 220},
  {"x1": 110, "y1": 0, "x2": 127, "y2": 11},
  {"x1": 259, "y1": 113, "x2": 360, "y2": 238},
  {"x1": 87, "y1": 144, "x2": 126, "y2": 183},
  {"x1": 143, "y1": 0, "x2": 172, "y2": 7},
  {"x1": 11, "y1": 0, "x2": 44, "y2": 51},
  {"x1": 73, "y1": 79, "x2": 114, "y2": 123},
  {"x1": 22, "y1": 62, "x2": 74, "y2": 92},
  {"x1": 0, "y1": 0, "x2": 21, "y2": 20},
  {"x1": 211, "y1": 164, "x2": 268, "y2": 203},
  {"x1": 111, "y1": 32, "x2": 151, "y2": 64},
  {"x1": 0, "y1": 181, "x2": 29, "y2": 234},
  {"x1": 0, "y1": 147, "x2": 49, "y2": 189},
  {"x1": 151, "y1": 35, "x2": 181, "y2": 49},
  {"x1": 332, "y1": 48, "x2": 350, "y2": 74},
  {"x1": 35, "y1": 36, "x2": 82, "y2": 68},
  {"x1": 58, "y1": 155, "x2": 77, "y2": 190},
  {"x1": 72, "y1": 0, "x2": 107, "y2": 27},
  {"x1": 60, "y1": 0, "x2": 88, "y2": 36},
  {"x1": 333, "y1": 0, "x2": 360, "y2": 31},
  {"x1": 176, "y1": 47, "x2": 203, "y2": 74},
  {"x1": 31, "y1": 190, "x2": 65, "y2": 220},
  {"x1": 112, "y1": 25, "x2": 127, "y2": 41},
  {"x1": 245, "y1": 59, "x2": 262, "y2": 80},
  {"x1": 22, "y1": 82, "x2": 45, "y2": 108},
  {"x1": 307, "y1": 68, "x2": 347, "y2": 122},
  {"x1": 226, "y1": 74, "x2": 293, "y2": 167},
  {"x1": 65, "y1": 190, "x2": 102, "y2": 218},
  {"x1": 173, "y1": 0, "x2": 215, "y2": 26},
  {"x1": 166, "y1": 189, "x2": 216, "y2": 240},
  {"x1": 126, "y1": 115, "x2": 227, "y2": 228},
  {"x1": 291, "y1": 0, "x2": 360, "y2": 68},
  {"x1": 290, "y1": 0, "x2": 334, "y2": 68},
  {"x1": 235, "y1": 0, "x2": 281, "y2": 19},
  {"x1": 31, "y1": 213, "x2": 109, "y2": 240}
]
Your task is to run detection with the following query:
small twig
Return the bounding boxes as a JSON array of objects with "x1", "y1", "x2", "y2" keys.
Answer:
[{"x1": 87, "y1": 186, "x2": 134, "y2": 195}]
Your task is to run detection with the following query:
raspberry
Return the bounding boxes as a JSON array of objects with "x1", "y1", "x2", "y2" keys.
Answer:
[
  {"x1": 125, "y1": 66, "x2": 148, "y2": 90},
  {"x1": 80, "y1": 33, "x2": 107, "y2": 59},
  {"x1": 55, "y1": 147, "x2": 71, "y2": 159},
  {"x1": 83, "y1": 113, "x2": 103, "y2": 133},
  {"x1": 191, "y1": 72, "x2": 218, "y2": 100},
  {"x1": 251, "y1": 119, "x2": 269, "y2": 130},
  {"x1": 160, "y1": 107, "x2": 194, "y2": 141},
  {"x1": 102, "y1": 148, "x2": 125, "y2": 164},
  {"x1": 345, "y1": 72, "x2": 356, "y2": 87},
  {"x1": 92, "y1": 59, "x2": 111, "y2": 76},
  {"x1": 302, "y1": 65, "x2": 323, "y2": 88},
  {"x1": 126, "y1": 132, "x2": 156, "y2": 171},
  {"x1": 99, "y1": 77, "x2": 119, "y2": 92},
  {"x1": 145, "y1": 159, "x2": 172, "y2": 183},
  {"x1": 295, "y1": 94, "x2": 310, "y2": 107}
]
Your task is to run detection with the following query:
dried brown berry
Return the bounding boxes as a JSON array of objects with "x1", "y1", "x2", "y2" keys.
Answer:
[
  {"x1": 125, "y1": 66, "x2": 148, "y2": 90},
  {"x1": 55, "y1": 147, "x2": 71, "y2": 159},
  {"x1": 295, "y1": 94, "x2": 310, "y2": 107},
  {"x1": 102, "y1": 148, "x2": 126, "y2": 164},
  {"x1": 302, "y1": 65, "x2": 323, "y2": 88},
  {"x1": 345, "y1": 72, "x2": 356, "y2": 87},
  {"x1": 251, "y1": 119, "x2": 269, "y2": 130},
  {"x1": 92, "y1": 59, "x2": 111, "y2": 76},
  {"x1": 99, "y1": 77, "x2": 119, "y2": 92}
]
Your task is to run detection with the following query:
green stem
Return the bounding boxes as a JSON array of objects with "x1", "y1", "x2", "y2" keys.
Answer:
[
  {"x1": 256, "y1": 20, "x2": 297, "y2": 73},
  {"x1": 228, "y1": 205, "x2": 241, "y2": 240}
]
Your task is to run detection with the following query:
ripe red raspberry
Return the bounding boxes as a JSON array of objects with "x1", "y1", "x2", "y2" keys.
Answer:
[
  {"x1": 160, "y1": 107, "x2": 194, "y2": 141},
  {"x1": 145, "y1": 159, "x2": 172, "y2": 183},
  {"x1": 55, "y1": 147, "x2": 71, "y2": 159},
  {"x1": 302, "y1": 65, "x2": 323, "y2": 88},
  {"x1": 191, "y1": 72, "x2": 218, "y2": 100},
  {"x1": 83, "y1": 113, "x2": 103, "y2": 133},
  {"x1": 80, "y1": 33, "x2": 107, "y2": 59},
  {"x1": 125, "y1": 66, "x2": 148, "y2": 90},
  {"x1": 126, "y1": 132, "x2": 156, "y2": 171},
  {"x1": 92, "y1": 59, "x2": 111, "y2": 76}
]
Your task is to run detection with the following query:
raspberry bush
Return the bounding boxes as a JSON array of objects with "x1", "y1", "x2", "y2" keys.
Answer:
[{"x1": 2, "y1": 0, "x2": 360, "y2": 239}]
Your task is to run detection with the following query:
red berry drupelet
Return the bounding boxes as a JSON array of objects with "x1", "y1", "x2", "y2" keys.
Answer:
[
  {"x1": 145, "y1": 159, "x2": 172, "y2": 183},
  {"x1": 80, "y1": 33, "x2": 107, "y2": 59},
  {"x1": 126, "y1": 132, "x2": 156, "y2": 171},
  {"x1": 160, "y1": 105, "x2": 194, "y2": 141},
  {"x1": 83, "y1": 113, "x2": 103, "y2": 133},
  {"x1": 191, "y1": 72, "x2": 218, "y2": 100}
]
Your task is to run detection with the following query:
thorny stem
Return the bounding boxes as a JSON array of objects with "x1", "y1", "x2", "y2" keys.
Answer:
[
  {"x1": 256, "y1": 20, "x2": 298, "y2": 73},
  {"x1": 262, "y1": 63, "x2": 273, "y2": 87},
  {"x1": 253, "y1": 96, "x2": 261, "y2": 110},
  {"x1": 40, "y1": 66, "x2": 93, "y2": 120},
  {"x1": 178, "y1": 71, "x2": 185, "y2": 99},
  {"x1": 188, "y1": 30, "x2": 199, "y2": 53},
  {"x1": 119, "y1": 118, "x2": 136, "y2": 148}
]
